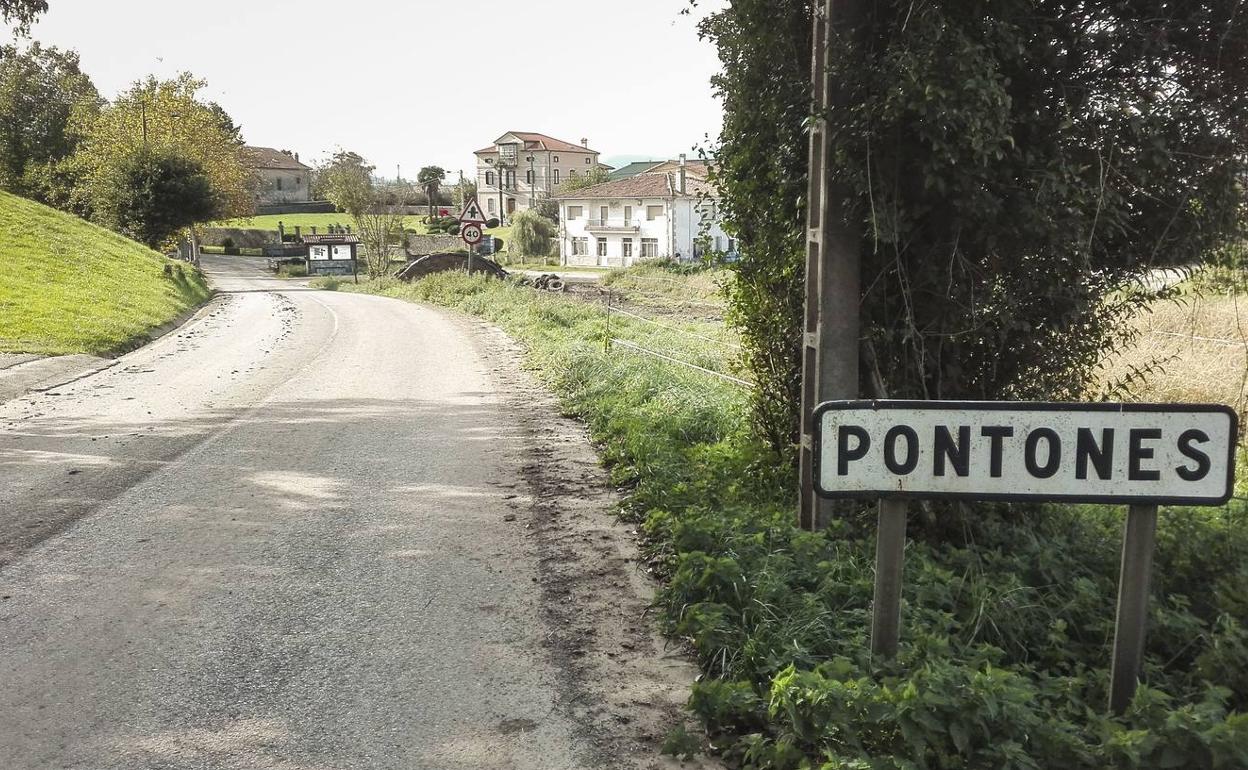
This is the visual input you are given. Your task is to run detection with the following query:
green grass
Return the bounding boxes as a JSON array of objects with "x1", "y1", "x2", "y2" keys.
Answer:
[
  {"x1": 0, "y1": 192, "x2": 212, "y2": 356},
  {"x1": 211, "y1": 212, "x2": 432, "y2": 234},
  {"x1": 327, "y1": 265, "x2": 1248, "y2": 768}
]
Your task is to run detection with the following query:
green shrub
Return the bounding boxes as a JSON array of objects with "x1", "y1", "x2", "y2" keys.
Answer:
[
  {"x1": 486, "y1": 217, "x2": 500, "y2": 228},
  {"x1": 276, "y1": 263, "x2": 306, "y2": 278}
]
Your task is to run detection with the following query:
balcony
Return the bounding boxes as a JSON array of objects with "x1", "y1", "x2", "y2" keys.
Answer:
[{"x1": 585, "y1": 219, "x2": 641, "y2": 232}]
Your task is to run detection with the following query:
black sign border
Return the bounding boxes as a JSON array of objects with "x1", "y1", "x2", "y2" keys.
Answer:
[{"x1": 812, "y1": 400, "x2": 1239, "y2": 506}]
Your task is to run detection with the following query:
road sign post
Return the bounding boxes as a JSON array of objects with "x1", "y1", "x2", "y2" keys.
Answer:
[
  {"x1": 814, "y1": 400, "x2": 1237, "y2": 711},
  {"x1": 458, "y1": 196, "x2": 487, "y2": 275}
]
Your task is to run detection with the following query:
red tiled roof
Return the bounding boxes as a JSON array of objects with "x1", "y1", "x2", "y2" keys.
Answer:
[
  {"x1": 474, "y1": 132, "x2": 598, "y2": 155},
  {"x1": 553, "y1": 172, "x2": 711, "y2": 200},
  {"x1": 243, "y1": 146, "x2": 311, "y2": 171}
]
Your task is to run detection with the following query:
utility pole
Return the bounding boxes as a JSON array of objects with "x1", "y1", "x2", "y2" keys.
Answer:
[
  {"x1": 140, "y1": 98, "x2": 149, "y2": 148},
  {"x1": 526, "y1": 155, "x2": 536, "y2": 210},
  {"x1": 798, "y1": 0, "x2": 866, "y2": 531}
]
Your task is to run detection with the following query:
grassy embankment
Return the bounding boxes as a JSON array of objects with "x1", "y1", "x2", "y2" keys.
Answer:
[
  {"x1": 320, "y1": 263, "x2": 1248, "y2": 768},
  {"x1": 0, "y1": 191, "x2": 211, "y2": 356}
]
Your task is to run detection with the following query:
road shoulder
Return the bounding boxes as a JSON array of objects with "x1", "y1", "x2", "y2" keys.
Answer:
[{"x1": 465, "y1": 316, "x2": 719, "y2": 770}]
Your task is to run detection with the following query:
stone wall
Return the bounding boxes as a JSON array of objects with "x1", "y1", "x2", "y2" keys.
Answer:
[
  {"x1": 405, "y1": 234, "x2": 464, "y2": 256},
  {"x1": 201, "y1": 227, "x2": 278, "y2": 248}
]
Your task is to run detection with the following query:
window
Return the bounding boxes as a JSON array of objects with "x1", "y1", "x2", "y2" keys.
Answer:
[
  {"x1": 728, "y1": 238, "x2": 737, "y2": 252},
  {"x1": 597, "y1": 239, "x2": 607, "y2": 257},
  {"x1": 276, "y1": 178, "x2": 283, "y2": 191},
  {"x1": 488, "y1": 198, "x2": 496, "y2": 213},
  {"x1": 599, "y1": 206, "x2": 608, "y2": 223},
  {"x1": 624, "y1": 205, "x2": 632, "y2": 224},
  {"x1": 622, "y1": 239, "x2": 633, "y2": 259},
  {"x1": 296, "y1": 176, "x2": 302, "y2": 186},
  {"x1": 552, "y1": 155, "x2": 559, "y2": 162},
  {"x1": 553, "y1": 169, "x2": 560, "y2": 184},
  {"x1": 571, "y1": 237, "x2": 588, "y2": 255},
  {"x1": 641, "y1": 238, "x2": 658, "y2": 258},
  {"x1": 646, "y1": 205, "x2": 663, "y2": 221},
  {"x1": 567, "y1": 205, "x2": 583, "y2": 219},
  {"x1": 584, "y1": 157, "x2": 592, "y2": 164},
  {"x1": 486, "y1": 171, "x2": 495, "y2": 186},
  {"x1": 526, "y1": 169, "x2": 534, "y2": 185},
  {"x1": 569, "y1": 170, "x2": 578, "y2": 180}
]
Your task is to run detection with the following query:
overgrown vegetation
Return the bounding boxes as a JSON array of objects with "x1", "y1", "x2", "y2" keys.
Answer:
[
  {"x1": 703, "y1": 1, "x2": 1248, "y2": 459},
  {"x1": 336, "y1": 267, "x2": 1248, "y2": 767},
  {"x1": 0, "y1": 191, "x2": 210, "y2": 354}
]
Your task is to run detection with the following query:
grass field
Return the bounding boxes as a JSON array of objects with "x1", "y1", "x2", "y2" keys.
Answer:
[
  {"x1": 210, "y1": 212, "x2": 432, "y2": 233},
  {"x1": 0, "y1": 191, "x2": 212, "y2": 356}
]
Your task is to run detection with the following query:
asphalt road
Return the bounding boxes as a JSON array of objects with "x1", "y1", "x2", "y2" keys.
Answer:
[{"x1": 0, "y1": 257, "x2": 697, "y2": 769}]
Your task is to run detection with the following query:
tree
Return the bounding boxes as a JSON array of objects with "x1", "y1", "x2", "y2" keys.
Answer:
[
  {"x1": 0, "y1": 43, "x2": 102, "y2": 205},
  {"x1": 700, "y1": 0, "x2": 1248, "y2": 461},
  {"x1": 533, "y1": 197, "x2": 559, "y2": 224},
  {"x1": 74, "y1": 73, "x2": 253, "y2": 223},
  {"x1": 416, "y1": 165, "x2": 446, "y2": 212},
  {"x1": 453, "y1": 178, "x2": 477, "y2": 210},
  {"x1": 561, "y1": 166, "x2": 609, "y2": 192},
  {"x1": 0, "y1": 0, "x2": 47, "y2": 34},
  {"x1": 320, "y1": 150, "x2": 375, "y2": 218},
  {"x1": 91, "y1": 147, "x2": 219, "y2": 249},
  {"x1": 510, "y1": 208, "x2": 556, "y2": 259}
]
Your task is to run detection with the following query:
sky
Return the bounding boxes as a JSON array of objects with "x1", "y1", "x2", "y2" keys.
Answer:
[{"x1": 17, "y1": 0, "x2": 726, "y2": 178}]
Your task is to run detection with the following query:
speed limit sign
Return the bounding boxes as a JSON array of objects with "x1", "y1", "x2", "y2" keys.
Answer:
[{"x1": 461, "y1": 223, "x2": 484, "y2": 246}]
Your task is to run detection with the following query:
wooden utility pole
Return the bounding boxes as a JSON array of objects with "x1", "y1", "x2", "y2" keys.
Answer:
[{"x1": 799, "y1": 0, "x2": 865, "y2": 531}]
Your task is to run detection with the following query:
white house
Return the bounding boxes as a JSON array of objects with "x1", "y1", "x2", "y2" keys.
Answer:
[
  {"x1": 555, "y1": 163, "x2": 733, "y2": 268},
  {"x1": 474, "y1": 131, "x2": 611, "y2": 219}
]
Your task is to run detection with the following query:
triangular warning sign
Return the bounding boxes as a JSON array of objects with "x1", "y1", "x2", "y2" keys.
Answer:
[{"x1": 458, "y1": 197, "x2": 487, "y2": 224}]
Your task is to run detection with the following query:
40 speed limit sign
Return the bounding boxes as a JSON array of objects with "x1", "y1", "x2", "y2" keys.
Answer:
[{"x1": 460, "y1": 223, "x2": 483, "y2": 246}]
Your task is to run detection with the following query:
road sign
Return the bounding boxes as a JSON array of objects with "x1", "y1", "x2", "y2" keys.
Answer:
[
  {"x1": 461, "y1": 223, "x2": 483, "y2": 246},
  {"x1": 814, "y1": 400, "x2": 1236, "y2": 505},
  {"x1": 458, "y1": 197, "x2": 486, "y2": 224}
]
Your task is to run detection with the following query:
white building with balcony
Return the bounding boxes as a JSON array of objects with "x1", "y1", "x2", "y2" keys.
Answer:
[
  {"x1": 473, "y1": 131, "x2": 610, "y2": 220},
  {"x1": 554, "y1": 165, "x2": 733, "y2": 268}
]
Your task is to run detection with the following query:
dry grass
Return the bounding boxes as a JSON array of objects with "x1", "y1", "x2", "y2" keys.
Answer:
[{"x1": 1102, "y1": 287, "x2": 1247, "y2": 424}]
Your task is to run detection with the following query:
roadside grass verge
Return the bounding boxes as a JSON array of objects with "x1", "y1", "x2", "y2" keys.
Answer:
[
  {"x1": 0, "y1": 191, "x2": 211, "y2": 356},
  {"x1": 332, "y1": 269, "x2": 1248, "y2": 768}
]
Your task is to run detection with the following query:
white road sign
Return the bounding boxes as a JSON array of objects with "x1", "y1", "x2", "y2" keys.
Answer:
[
  {"x1": 815, "y1": 401, "x2": 1237, "y2": 505},
  {"x1": 458, "y1": 197, "x2": 486, "y2": 224},
  {"x1": 461, "y1": 223, "x2": 483, "y2": 246}
]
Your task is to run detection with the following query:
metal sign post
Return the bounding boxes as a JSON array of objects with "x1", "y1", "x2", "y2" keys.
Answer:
[
  {"x1": 458, "y1": 196, "x2": 487, "y2": 275},
  {"x1": 813, "y1": 399, "x2": 1237, "y2": 712}
]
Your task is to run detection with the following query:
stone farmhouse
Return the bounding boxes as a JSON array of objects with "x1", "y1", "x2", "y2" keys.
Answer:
[{"x1": 244, "y1": 146, "x2": 312, "y2": 206}]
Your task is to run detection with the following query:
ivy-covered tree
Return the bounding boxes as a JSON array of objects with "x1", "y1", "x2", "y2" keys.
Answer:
[
  {"x1": 700, "y1": 0, "x2": 1248, "y2": 459},
  {"x1": 0, "y1": 0, "x2": 46, "y2": 35}
]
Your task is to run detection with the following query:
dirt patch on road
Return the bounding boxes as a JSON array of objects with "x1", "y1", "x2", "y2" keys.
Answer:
[{"x1": 467, "y1": 320, "x2": 718, "y2": 770}]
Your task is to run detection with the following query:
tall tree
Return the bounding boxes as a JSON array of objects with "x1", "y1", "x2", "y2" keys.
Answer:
[
  {"x1": 416, "y1": 165, "x2": 445, "y2": 212},
  {"x1": 320, "y1": 150, "x2": 375, "y2": 218},
  {"x1": 74, "y1": 73, "x2": 253, "y2": 223},
  {"x1": 0, "y1": 0, "x2": 47, "y2": 35},
  {"x1": 560, "y1": 166, "x2": 609, "y2": 192},
  {"x1": 91, "y1": 147, "x2": 220, "y2": 249},
  {"x1": 0, "y1": 43, "x2": 101, "y2": 205},
  {"x1": 701, "y1": 0, "x2": 1248, "y2": 460}
]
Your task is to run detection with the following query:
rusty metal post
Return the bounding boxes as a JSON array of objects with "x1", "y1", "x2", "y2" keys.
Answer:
[{"x1": 799, "y1": 0, "x2": 865, "y2": 530}]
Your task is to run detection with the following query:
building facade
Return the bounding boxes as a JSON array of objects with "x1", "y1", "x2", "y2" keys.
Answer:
[
  {"x1": 474, "y1": 132, "x2": 608, "y2": 220},
  {"x1": 555, "y1": 167, "x2": 733, "y2": 268},
  {"x1": 244, "y1": 146, "x2": 312, "y2": 205}
]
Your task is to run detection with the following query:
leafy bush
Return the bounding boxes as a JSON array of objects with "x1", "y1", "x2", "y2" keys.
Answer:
[{"x1": 485, "y1": 217, "x2": 500, "y2": 228}]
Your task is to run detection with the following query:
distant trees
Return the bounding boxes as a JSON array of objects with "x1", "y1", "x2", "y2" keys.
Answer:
[
  {"x1": 0, "y1": 44, "x2": 101, "y2": 209},
  {"x1": 416, "y1": 165, "x2": 445, "y2": 210},
  {"x1": 321, "y1": 149, "x2": 405, "y2": 277},
  {"x1": 320, "y1": 150, "x2": 375, "y2": 218},
  {"x1": 560, "y1": 166, "x2": 609, "y2": 192},
  {"x1": 91, "y1": 148, "x2": 219, "y2": 249}
]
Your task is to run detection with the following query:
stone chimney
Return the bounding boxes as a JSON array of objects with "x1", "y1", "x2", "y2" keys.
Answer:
[
  {"x1": 678, "y1": 153, "x2": 687, "y2": 195},
  {"x1": 580, "y1": 138, "x2": 588, "y2": 148}
]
